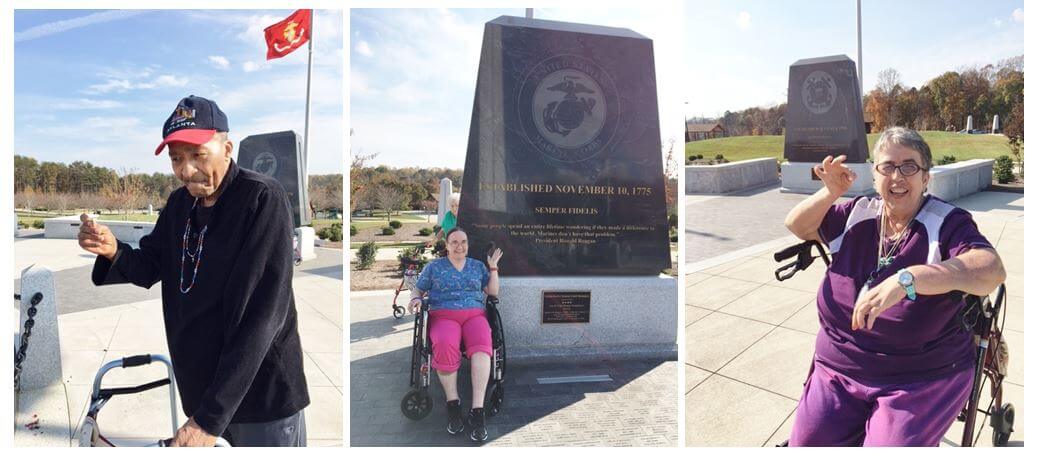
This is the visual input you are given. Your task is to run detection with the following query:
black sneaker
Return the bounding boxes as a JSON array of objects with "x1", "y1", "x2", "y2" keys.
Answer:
[
  {"x1": 446, "y1": 400, "x2": 464, "y2": 435},
  {"x1": 468, "y1": 407, "x2": 488, "y2": 442}
]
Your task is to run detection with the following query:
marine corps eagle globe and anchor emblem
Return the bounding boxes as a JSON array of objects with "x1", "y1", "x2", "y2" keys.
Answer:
[
  {"x1": 518, "y1": 54, "x2": 619, "y2": 163},
  {"x1": 251, "y1": 152, "x2": 279, "y2": 177},
  {"x1": 802, "y1": 70, "x2": 837, "y2": 115}
]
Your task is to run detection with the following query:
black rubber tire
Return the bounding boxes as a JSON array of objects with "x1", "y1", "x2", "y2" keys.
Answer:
[
  {"x1": 401, "y1": 390, "x2": 432, "y2": 420},
  {"x1": 993, "y1": 403, "x2": 1015, "y2": 447},
  {"x1": 393, "y1": 306, "x2": 405, "y2": 319}
]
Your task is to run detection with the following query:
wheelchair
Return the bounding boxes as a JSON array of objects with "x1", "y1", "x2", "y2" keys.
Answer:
[
  {"x1": 773, "y1": 240, "x2": 1014, "y2": 447},
  {"x1": 400, "y1": 295, "x2": 507, "y2": 421}
]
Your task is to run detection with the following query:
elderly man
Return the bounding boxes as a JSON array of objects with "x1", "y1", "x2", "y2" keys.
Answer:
[{"x1": 77, "y1": 95, "x2": 310, "y2": 447}]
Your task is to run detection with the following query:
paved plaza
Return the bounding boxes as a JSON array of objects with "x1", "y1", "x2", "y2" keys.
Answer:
[
  {"x1": 684, "y1": 190, "x2": 1024, "y2": 447},
  {"x1": 13, "y1": 233, "x2": 344, "y2": 447},
  {"x1": 349, "y1": 289, "x2": 677, "y2": 447}
]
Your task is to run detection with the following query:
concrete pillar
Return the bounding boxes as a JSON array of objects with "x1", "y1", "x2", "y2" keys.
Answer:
[
  {"x1": 437, "y1": 177, "x2": 453, "y2": 221},
  {"x1": 16, "y1": 266, "x2": 62, "y2": 391},
  {"x1": 294, "y1": 226, "x2": 316, "y2": 261}
]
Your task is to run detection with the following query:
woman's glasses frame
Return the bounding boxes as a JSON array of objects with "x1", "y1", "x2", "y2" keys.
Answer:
[{"x1": 875, "y1": 161, "x2": 927, "y2": 177}]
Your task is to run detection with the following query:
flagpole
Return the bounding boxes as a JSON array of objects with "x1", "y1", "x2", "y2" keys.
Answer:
[{"x1": 303, "y1": 9, "x2": 314, "y2": 191}]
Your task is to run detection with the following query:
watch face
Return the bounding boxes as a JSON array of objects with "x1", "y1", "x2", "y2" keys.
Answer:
[{"x1": 899, "y1": 271, "x2": 914, "y2": 286}]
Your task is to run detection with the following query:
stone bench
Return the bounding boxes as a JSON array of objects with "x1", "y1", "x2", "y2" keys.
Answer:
[
  {"x1": 927, "y1": 159, "x2": 995, "y2": 202},
  {"x1": 44, "y1": 215, "x2": 154, "y2": 245},
  {"x1": 686, "y1": 157, "x2": 779, "y2": 194}
]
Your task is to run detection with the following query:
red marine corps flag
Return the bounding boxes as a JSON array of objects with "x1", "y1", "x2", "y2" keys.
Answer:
[{"x1": 264, "y1": 9, "x2": 312, "y2": 60}]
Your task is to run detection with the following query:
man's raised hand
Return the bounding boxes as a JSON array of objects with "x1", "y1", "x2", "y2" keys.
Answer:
[{"x1": 78, "y1": 213, "x2": 117, "y2": 261}]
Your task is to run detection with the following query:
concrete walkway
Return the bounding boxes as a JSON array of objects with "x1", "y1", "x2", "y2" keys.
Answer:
[
  {"x1": 684, "y1": 190, "x2": 1024, "y2": 447},
  {"x1": 13, "y1": 239, "x2": 344, "y2": 447},
  {"x1": 349, "y1": 290, "x2": 677, "y2": 447}
]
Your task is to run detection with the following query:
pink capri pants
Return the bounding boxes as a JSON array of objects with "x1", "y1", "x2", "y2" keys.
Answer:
[{"x1": 428, "y1": 308, "x2": 493, "y2": 373}]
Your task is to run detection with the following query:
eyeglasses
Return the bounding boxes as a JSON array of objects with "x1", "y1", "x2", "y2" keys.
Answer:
[
  {"x1": 448, "y1": 241, "x2": 468, "y2": 248},
  {"x1": 875, "y1": 162, "x2": 927, "y2": 177}
]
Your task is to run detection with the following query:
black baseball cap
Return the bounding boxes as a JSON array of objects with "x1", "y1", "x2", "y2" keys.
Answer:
[{"x1": 155, "y1": 95, "x2": 229, "y2": 155}]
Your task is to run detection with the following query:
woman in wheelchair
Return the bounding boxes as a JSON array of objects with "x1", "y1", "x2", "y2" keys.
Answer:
[
  {"x1": 410, "y1": 227, "x2": 503, "y2": 441},
  {"x1": 783, "y1": 127, "x2": 1006, "y2": 446}
]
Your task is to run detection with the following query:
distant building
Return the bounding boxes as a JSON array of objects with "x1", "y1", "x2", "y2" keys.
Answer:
[{"x1": 686, "y1": 123, "x2": 727, "y2": 142}]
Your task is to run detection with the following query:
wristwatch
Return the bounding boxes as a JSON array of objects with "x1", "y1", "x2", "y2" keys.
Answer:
[{"x1": 897, "y1": 269, "x2": 917, "y2": 301}]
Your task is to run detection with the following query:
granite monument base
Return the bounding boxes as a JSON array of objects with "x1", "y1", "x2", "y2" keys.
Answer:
[
  {"x1": 686, "y1": 157, "x2": 779, "y2": 194},
  {"x1": 497, "y1": 275, "x2": 677, "y2": 362},
  {"x1": 780, "y1": 161, "x2": 875, "y2": 196},
  {"x1": 44, "y1": 215, "x2": 154, "y2": 245},
  {"x1": 928, "y1": 159, "x2": 994, "y2": 201}
]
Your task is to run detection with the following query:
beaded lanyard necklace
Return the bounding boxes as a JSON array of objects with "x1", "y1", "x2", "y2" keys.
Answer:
[
  {"x1": 179, "y1": 197, "x2": 208, "y2": 294},
  {"x1": 863, "y1": 201, "x2": 916, "y2": 291}
]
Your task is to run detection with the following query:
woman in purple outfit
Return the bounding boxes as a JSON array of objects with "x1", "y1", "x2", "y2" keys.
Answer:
[{"x1": 783, "y1": 127, "x2": 1006, "y2": 446}]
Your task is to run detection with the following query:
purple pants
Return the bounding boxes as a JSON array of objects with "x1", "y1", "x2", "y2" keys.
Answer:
[{"x1": 790, "y1": 361, "x2": 974, "y2": 446}]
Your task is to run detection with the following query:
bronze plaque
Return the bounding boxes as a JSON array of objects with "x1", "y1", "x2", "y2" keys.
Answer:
[{"x1": 542, "y1": 291, "x2": 591, "y2": 323}]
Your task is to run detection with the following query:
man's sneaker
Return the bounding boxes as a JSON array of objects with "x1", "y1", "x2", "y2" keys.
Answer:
[
  {"x1": 446, "y1": 400, "x2": 464, "y2": 435},
  {"x1": 468, "y1": 407, "x2": 488, "y2": 442}
]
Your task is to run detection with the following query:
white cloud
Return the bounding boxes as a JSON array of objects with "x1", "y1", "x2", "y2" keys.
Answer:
[
  {"x1": 84, "y1": 73, "x2": 188, "y2": 94},
  {"x1": 15, "y1": 10, "x2": 146, "y2": 42},
  {"x1": 355, "y1": 40, "x2": 373, "y2": 57},
  {"x1": 52, "y1": 98, "x2": 125, "y2": 110},
  {"x1": 242, "y1": 61, "x2": 262, "y2": 73},
  {"x1": 736, "y1": 11, "x2": 752, "y2": 30},
  {"x1": 208, "y1": 55, "x2": 230, "y2": 70},
  {"x1": 1012, "y1": 8, "x2": 1024, "y2": 23},
  {"x1": 992, "y1": 18, "x2": 1003, "y2": 28}
]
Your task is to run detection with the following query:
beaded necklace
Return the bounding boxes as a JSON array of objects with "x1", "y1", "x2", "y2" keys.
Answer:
[
  {"x1": 858, "y1": 200, "x2": 917, "y2": 299},
  {"x1": 179, "y1": 197, "x2": 208, "y2": 294}
]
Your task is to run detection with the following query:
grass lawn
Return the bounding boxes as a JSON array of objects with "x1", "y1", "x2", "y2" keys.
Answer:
[
  {"x1": 686, "y1": 131, "x2": 1012, "y2": 163},
  {"x1": 347, "y1": 212, "x2": 433, "y2": 231}
]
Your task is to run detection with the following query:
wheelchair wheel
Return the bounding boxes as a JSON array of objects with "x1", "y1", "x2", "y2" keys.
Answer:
[
  {"x1": 393, "y1": 305, "x2": 405, "y2": 319},
  {"x1": 992, "y1": 403, "x2": 1015, "y2": 447},
  {"x1": 401, "y1": 390, "x2": 433, "y2": 420}
]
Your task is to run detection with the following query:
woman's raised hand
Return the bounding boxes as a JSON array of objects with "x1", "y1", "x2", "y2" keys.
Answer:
[
  {"x1": 813, "y1": 154, "x2": 857, "y2": 198},
  {"x1": 487, "y1": 248, "x2": 503, "y2": 270}
]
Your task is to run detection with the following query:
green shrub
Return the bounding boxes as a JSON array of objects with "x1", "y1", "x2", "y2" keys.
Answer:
[
  {"x1": 688, "y1": 154, "x2": 699, "y2": 161},
  {"x1": 355, "y1": 241, "x2": 378, "y2": 270},
  {"x1": 715, "y1": 154, "x2": 725, "y2": 161},
  {"x1": 432, "y1": 224, "x2": 442, "y2": 234},
  {"x1": 668, "y1": 212, "x2": 678, "y2": 227},
  {"x1": 347, "y1": 224, "x2": 358, "y2": 237},
  {"x1": 418, "y1": 227, "x2": 433, "y2": 236},
  {"x1": 316, "y1": 227, "x2": 330, "y2": 241},
  {"x1": 326, "y1": 223, "x2": 342, "y2": 242},
  {"x1": 397, "y1": 245, "x2": 430, "y2": 273},
  {"x1": 431, "y1": 239, "x2": 447, "y2": 257},
  {"x1": 937, "y1": 155, "x2": 957, "y2": 165},
  {"x1": 31, "y1": 219, "x2": 45, "y2": 229},
  {"x1": 696, "y1": 154, "x2": 704, "y2": 159},
  {"x1": 994, "y1": 155, "x2": 1016, "y2": 183},
  {"x1": 381, "y1": 226, "x2": 396, "y2": 236},
  {"x1": 669, "y1": 230, "x2": 678, "y2": 243},
  {"x1": 389, "y1": 220, "x2": 403, "y2": 229}
]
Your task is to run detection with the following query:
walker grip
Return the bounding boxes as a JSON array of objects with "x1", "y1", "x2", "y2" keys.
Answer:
[{"x1": 121, "y1": 354, "x2": 154, "y2": 368}]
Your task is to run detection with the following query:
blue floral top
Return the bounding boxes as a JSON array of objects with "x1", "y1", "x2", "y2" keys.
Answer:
[{"x1": 415, "y1": 257, "x2": 490, "y2": 310}]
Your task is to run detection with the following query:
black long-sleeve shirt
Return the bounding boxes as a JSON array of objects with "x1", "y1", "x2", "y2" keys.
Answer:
[{"x1": 92, "y1": 159, "x2": 310, "y2": 436}]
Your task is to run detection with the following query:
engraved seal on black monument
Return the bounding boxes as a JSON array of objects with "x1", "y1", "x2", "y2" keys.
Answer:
[
  {"x1": 517, "y1": 54, "x2": 620, "y2": 163},
  {"x1": 251, "y1": 152, "x2": 279, "y2": 177},
  {"x1": 802, "y1": 70, "x2": 836, "y2": 115}
]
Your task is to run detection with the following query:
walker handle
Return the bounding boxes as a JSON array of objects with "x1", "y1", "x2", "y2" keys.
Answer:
[{"x1": 122, "y1": 354, "x2": 154, "y2": 368}]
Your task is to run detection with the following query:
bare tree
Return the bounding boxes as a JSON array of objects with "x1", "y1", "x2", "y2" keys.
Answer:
[
  {"x1": 102, "y1": 169, "x2": 147, "y2": 220},
  {"x1": 349, "y1": 149, "x2": 378, "y2": 221},
  {"x1": 368, "y1": 184, "x2": 408, "y2": 223}
]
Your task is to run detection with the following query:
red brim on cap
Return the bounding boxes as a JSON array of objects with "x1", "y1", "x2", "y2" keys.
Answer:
[{"x1": 154, "y1": 129, "x2": 217, "y2": 155}]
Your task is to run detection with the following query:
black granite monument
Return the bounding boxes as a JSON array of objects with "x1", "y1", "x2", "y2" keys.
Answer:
[
  {"x1": 238, "y1": 130, "x2": 309, "y2": 227},
  {"x1": 457, "y1": 16, "x2": 671, "y2": 276},
  {"x1": 784, "y1": 55, "x2": 869, "y2": 163}
]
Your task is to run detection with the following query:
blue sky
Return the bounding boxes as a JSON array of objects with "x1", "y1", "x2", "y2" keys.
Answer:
[
  {"x1": 350, "y1": 6, "x2": 684, "y2": 169},
  {"x1": 684, "y1": 0, "x2": 1025, "y2": 118},
  {"x1": 14, "y1": 9, "x2": 343, "y2": 174}
]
